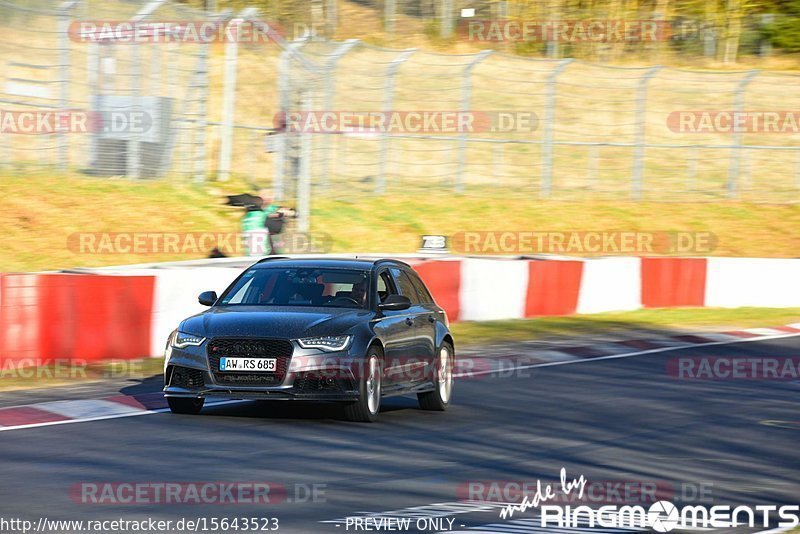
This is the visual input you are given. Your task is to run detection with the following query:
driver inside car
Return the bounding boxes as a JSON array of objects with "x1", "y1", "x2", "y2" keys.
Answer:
[{"x1": 350, "y1": 279, "x2": 368, "y2": 307}]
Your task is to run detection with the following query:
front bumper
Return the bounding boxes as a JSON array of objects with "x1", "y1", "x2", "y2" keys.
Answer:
[
  {"x1": 164, "y1": 369, "x2": 359, "y2": 401},
  {"x1": 164, "y1": 341, "x2": 360, "y2": 401},
  {"x1": 164, "y1": 386, "x2": 359, "y2": 402}
]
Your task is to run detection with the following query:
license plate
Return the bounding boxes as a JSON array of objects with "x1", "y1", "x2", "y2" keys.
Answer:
[{"x1": 219, "y1": 357, "x2": 276, "y2": 372}]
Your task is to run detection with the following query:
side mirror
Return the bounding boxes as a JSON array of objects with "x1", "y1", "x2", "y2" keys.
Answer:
[
  {"x1": 198, "y1": 291, "x2": 218, "y2": 306},
  {"x1": 378, "y1": 294, "x2": 411, "y2": 312}
]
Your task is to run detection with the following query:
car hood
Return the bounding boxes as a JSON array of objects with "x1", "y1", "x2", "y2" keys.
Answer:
[{"x1": 180, "y1": 306, "x2": 372, "y2": 340}]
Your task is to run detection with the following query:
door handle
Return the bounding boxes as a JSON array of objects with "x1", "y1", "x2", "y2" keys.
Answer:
[
  {"x1": 405, "y1": 317, "x2": 415, "y2": 327},
  {"x1": 427, "y1": 315, "x2": 436, "y2": 323}
]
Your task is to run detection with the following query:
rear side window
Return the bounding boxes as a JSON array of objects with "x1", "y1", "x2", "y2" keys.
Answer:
[
  {"x1": 390, "y1": 268, "x2": 420, "y2": 304},
  {"x1": 377, "y1": 270, "x2": 398, "y2": 303},
  {"x1": 408, "y1": 271, "x2": 434, "y2": 303}
]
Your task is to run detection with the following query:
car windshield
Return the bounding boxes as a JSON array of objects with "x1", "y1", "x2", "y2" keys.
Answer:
[{"x1": 219, "y1": 267, "x2": 370, "y2": 308}]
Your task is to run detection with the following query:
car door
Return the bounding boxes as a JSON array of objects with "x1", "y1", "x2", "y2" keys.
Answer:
[
  {"x1": 389, "y1": 267, "x2": 432, "y2": 386},
  {"x1": 406, "y1": 268, "x2": 438, "y2": 374},
  {"x1": 372, "y1": 268, "x2": 415, "y2": 390}
]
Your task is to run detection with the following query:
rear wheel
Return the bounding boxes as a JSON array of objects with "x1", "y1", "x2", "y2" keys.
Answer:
[
  {"x1": 167, "y1": 397, "x2": 204, "y2": 415},
  {"x1": 344, "y1": 349, "x2": 382, "y2": 422},
  {"x1": 418, "y1": 342, "x2": 454, "y2": 411}
]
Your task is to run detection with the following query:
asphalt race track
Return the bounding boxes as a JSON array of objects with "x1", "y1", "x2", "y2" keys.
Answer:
[{"x1": 1, "y1": 336, "x2": 798, "y2": 534}]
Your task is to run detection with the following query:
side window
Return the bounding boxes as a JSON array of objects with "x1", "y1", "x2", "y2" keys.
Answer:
[
  {"x1": 377, "y1": 270, "x2": 397, "y2": 303},
  {"x1": 390, "y1": 268, "x2": 421, "y2": 304},
  {"x1": 408, "y1": 271, "x2": 434, "y2": 303}
]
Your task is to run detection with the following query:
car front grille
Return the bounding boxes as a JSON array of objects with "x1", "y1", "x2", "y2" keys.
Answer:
[
  {"x1": 207, "y1": 338, "x2": 293, "y2": 387},
  {"x1": 169, "y1": 366, "x2": 206, "y2": 389}
]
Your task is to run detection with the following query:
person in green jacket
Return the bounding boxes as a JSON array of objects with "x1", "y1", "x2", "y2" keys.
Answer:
[{"x1": 241, "y1": 196, "x2": 271, "y2": 256}]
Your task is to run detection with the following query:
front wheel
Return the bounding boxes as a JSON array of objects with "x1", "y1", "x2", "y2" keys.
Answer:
[
  {"x1": 344, "y1": 350, "x2": 383, "y2": 422},
  {"x1": 418, "y1": 342, "x2": 454, "y2": 411},
  {"x1": 167, "y1": 397, "x2": 204, "y2": 415}
]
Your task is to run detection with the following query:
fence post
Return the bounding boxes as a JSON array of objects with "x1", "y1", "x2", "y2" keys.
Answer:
[
  {"x1": 187, "y1": 41, "x2": 212, "y2": 182},
  {"x1": 377, "y1": 49, "x2": 415, "y2": 195},
  {"x1": 321, "y1": 39, "x2": 359, "y2": 191},
  {"x1": 440, "y1": 0, "x2": 454, "y2": 38},
  {"x1": 456, "y1": 50, "x2": 491, "y2": 192},
  {"x1": 128, "y1": 1, "x2": 165, "y2": 179},
  {"x1": 219, "y1": 9, "x2": 257, "y2": 182},
  {"x1": 275, "y1": 40, "x2": 308, "y2": 200},
  {"x1": 57, "y1": 1, "x2": 79, "y2": 171},
  {"x1": 129, "y1": 44, "x2": 142, "y2": 178},
  {"x1": 632, "y1": 66, "x2": 661, "y2": 199},
  {"x1": 385, "y1": 0, "x2": 395, "y2": 34},
  {"x1": 727, "y1": 70, "x2": 758, "y2": 198},
  {"x1": 325, "y1": 0, "x2": 337, "y2": 36},
  {"x1": 297, "y1": 88, "x2": 312, "y2": 234},
  {"x1": 541, "y1": 58, "x2": 573, "y2": 198}
]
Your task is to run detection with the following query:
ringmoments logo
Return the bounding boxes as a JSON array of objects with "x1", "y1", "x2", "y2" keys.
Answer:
[{"x1": 497, "y1": 468, "x2": 800, "y2": 531}]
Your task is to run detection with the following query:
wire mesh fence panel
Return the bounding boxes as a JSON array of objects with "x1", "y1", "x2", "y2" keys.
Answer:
[
  {"x1": 0, "y1": 0, "x2": 211, "y2": 179},
  {"x1": 1, "y1": 1, "x2": 798, "y2": 204}
]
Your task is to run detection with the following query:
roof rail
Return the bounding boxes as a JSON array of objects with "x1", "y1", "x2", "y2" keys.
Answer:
[
  {"x1": 255, "y1": 256, "x2": 290, "y2": 264},
  {"x1": 374, "y1": 258, "x2": 412, "y2": 268}
]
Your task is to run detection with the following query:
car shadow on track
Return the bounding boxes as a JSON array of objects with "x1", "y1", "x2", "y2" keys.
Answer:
[
  {"x1": 198, "y1": 395, "x2": 422, "y2": 422},
  {"x1": 119, "y1": 375, "x2": 163, "y2": 395},
  {"x1": 119, "y1": 375, "x2": 426, "y2": 422}
]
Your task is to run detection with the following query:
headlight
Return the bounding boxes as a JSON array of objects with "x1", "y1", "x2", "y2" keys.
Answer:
[
  {"x1": 171, "y1": 331, "x2": 206, "y2": 348},
  {"x1": 297, "y1": 335, "x2": 352, "y2": 352}
]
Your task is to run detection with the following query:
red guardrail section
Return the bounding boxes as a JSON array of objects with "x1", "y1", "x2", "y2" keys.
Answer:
[
  {"x1": 0, "y1": 273, "x2": 155, "y2": 366},
  {"x1": 0, "y1": 274, "x2": 41, "y2": 367},
  {"x1": 641, "y1": 258, "x2": 707, "y2": 308},
  {"x1": 0, "y1": 257, "x2": 745, "y2": 366},
  {"x1": 525, "y1": 260, "x2": 584, "y2": 317}
]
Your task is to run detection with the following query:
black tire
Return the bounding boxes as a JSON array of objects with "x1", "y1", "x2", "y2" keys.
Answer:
[
  {"x1": 343, "y1": 347, "x2": 383, "y2": 422},
  {"x1": 418, "y1": 342, "x2": 454, "y2": 411},
  {"x1": 167, "y1": 397, "x2": 204, "y2": 415}
]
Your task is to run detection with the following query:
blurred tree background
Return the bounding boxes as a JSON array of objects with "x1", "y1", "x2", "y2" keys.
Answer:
[{"x1": 177, "y1": 0, "x2": 799, "y2": 64}]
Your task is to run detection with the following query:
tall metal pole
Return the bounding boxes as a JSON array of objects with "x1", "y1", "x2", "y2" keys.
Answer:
[
  {"x1": 631, "y1": 66, "x2": 661, "y2": 199},
  {"x1": 218, "y1": 41, "x2": 237, "y2": 181},
  {"x1": 57, "y1": 1, "x2": 79, "y2": 171},
  {"x1": 193, "y1": 44, "x2": 210, "y2": 182},
  {"x1": 385, "y1": 0, "x2": 396, "y2": 34},
  {"x1": 218, "y1": 12, "x2": 254, "y2": 181},
  {"x1": 440, "y1": 0, "x2": 453, "y2": 38},
  {"x1": 128, "y1": 1, "x2": 165, "y2": 179},
  {"x1": 455, "y1": 50, "x2": 491, "y2": 192},
  {"x1": 297, "y1": 88, "x2": 312, "y2": 233},
  {"x1": 321, "y1": 39, "x2": 359, "y2": 190},
  {"x1": 540, "y1": 58, "x2": 573, "y2": 198},
  {"x1": 275, "y1": 40, "x2": 308, "y2": 200},
  {"x1": 377, "y1": 49, "x2": 415, "y2": 194},
  {"x1": 727, "y1": 70, "x2": 758, "y2": 198}
]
